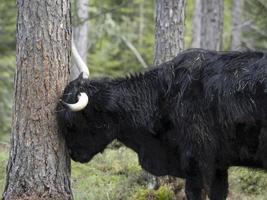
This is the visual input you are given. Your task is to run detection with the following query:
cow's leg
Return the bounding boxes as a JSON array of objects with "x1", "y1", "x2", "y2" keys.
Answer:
[
  {"x1": 183, "y1": 156, "x2": 204, "y2": 200},
  {"x1": 208, "y1": 169, "x2": 228, "y2": 200},
  {"x1": 181, "y1": 148, "x2": 206, "y2": 200},
  {"x1": 258, "y1": 126, "x2": 267, "y2": 168},
  {"x1": 185, "y1": 176, "x2": 204, "y2": 200}
]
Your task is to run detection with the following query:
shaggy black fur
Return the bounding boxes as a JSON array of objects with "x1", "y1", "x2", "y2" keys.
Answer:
[{"x1": 57, "y1": 48, "x2": 267, "y2": 200}]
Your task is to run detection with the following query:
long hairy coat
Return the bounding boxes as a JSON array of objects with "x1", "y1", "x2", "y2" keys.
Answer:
[{"x1": 58, "y1": 49, "x2": 267, "y2": 200}]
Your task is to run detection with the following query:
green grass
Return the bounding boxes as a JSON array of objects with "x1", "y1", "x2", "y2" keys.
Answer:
[
  {"x1": 71, "y1": 147, "x2": 146, "y2": 200},
  {"x1": 229, "y1": 167, "x2": 267, "y2": 200},
  {"x1": 133, "y1": 186, "x2": 175, "y2": 200}
]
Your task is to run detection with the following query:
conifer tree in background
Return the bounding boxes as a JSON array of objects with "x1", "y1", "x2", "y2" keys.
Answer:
[
  {"x1": 192, "y1": 0, "x2": 224, "y2": 50},
  {"x1": 154, "y1": 0, "x2": 186, "y2": 65},
  {"x1": 3, "y1": 0, "x2": 73, "y2": 199},
  {"x1": 201, "y1": 0, "x2": 224, "y2": 50}
]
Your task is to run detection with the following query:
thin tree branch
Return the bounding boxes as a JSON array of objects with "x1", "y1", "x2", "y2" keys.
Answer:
[
  {"x1": 255, "y1": 0, "x2": 267, "y2": 10},
  {"x1": 241, "y1": 39, "x2": 256, "y2": 50},
  {"x1": 249, "y1": 24, "x2": 267, "y2": 37},
  {"x1": 121, "y1": 36, "x2": 148, "y2": 68},
  {"x1": 74, "y1": 0, "x2": 131, "y2": 26}
]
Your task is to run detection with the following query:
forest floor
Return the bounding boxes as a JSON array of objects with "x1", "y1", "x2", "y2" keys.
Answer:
[{"x1": 0, "y1": 144, "x2": 267, "y2": 200}]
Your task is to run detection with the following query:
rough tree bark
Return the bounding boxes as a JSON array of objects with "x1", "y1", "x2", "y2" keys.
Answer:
[
  {"x1": 3, "y1": 0, "x2": 73, "y2": 199},
  {"x1": 153, "y1": 0, "x2": 186, "y2": 198},
  {"x1": 231, "y1": 0, "x2": 243, "y2": 50},
  {"x1": 71, "y1": 0, "x2": 89, "y2": 80},
  {"x1": 200, "y1": 0, "x2": 224, "y2": 50},
  {"x1": 154, "y1": 0, "x2": 185, "y2": 65}
]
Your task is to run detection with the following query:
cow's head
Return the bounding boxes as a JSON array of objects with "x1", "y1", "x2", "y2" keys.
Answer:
[{"x1": 57, "y1": 41, "x2": 116, "y2": 163}]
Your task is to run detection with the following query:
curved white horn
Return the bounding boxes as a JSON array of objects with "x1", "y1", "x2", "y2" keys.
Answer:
[
  {"x1": 72, "y1": 37, "x2": 90, "y2": 78},
  {"x1": 62, "y1": 92, "x2": 89, "y2": 111}
]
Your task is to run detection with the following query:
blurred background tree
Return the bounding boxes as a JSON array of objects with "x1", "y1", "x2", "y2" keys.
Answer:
[
  {"x1": 87, "y1": 0, "x2": 154, "y2": 77},
  {"x1": 242, "y1": 0, "x2": 267, "y2": 50},
  {"x1": 0, "y1": 0, "x2": 267, "y2": 199},
  {"x1": 0, "y1": 0, "x2": 16, "y2": 141},
  {"x1": 0, "y1": 0, "x2": 16, "y2": 55},
  {"x1": 192, "y1": 0, "x2": 224, "y2": 50}
]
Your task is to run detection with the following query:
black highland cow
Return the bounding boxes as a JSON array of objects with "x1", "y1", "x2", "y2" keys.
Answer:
[{"x1": 57, "y1": 48, "x2": 267, "y2": 200}]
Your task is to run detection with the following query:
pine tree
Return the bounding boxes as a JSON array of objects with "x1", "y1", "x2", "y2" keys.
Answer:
[{"x1": 3, "y1": 0, "x2": 73, "y2": 199}]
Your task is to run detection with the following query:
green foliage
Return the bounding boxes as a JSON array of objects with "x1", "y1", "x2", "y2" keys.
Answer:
[
  {"x1": 154, "y1": 187, "x2": 175, "y2": 200},
  {"x1": 0, "y1": 0, "x2": 18, "y2": 139},
  {"x1": 185, "y1": 0, "x2": 194, "y2": 48},
  {"x1": 86, "y1": 0, "x2": 154, "y2": 77},
  {"x1": 71, "y1": 147, "x2": 147, "y2": 200},
  {"x1": 0, "y1": 0, "x2": 16, "y2": 54},
  {"x1": 0, "y1": 56, "x2": 15, "y2": 139},
  {"x1": 243, "y1": 0, "x2": 267, "y2": 50},
  {"x1": 133, "y1": 186, "x2": 174, "y2": 200},
  {"x1": 223, "y1": 0, "x2": 233, "y2": 50}
]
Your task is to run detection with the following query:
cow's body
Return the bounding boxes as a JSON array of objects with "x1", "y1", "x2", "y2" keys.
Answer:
[{"x1": 58, "y1": 49, "x2": 267, "y2": 200}]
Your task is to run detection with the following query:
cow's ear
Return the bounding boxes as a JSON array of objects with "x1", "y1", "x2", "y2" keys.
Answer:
[
  {"x1": 78, "y1": 73, "x2": 84, "y2": 80},
  {"x1": 78, "y1": 72, "x2": 90, "y2": 86}
]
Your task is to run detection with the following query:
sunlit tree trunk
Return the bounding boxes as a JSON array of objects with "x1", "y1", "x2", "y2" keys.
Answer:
[
  {"x1": 153, "y1": 0, "x2": 186, "y2": 197},
  {"x1": 71, "y1": 0, "x2": 89, "y2": 80},
  {"x1": 200, "y1": 0, "x2": 224, "y2": 50},
  {"x1": 231, "y1": 0, "x2": 243, "y2": 50},
  {"x1": 191, "y1": 0, "x2": 202, "y2": 48},
  {"x1": 3, "y1": 0, "x2": 73, "y2": 199}
]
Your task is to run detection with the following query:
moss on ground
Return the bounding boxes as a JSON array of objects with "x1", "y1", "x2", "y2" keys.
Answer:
[
  {"x1": 229, "y1": 167, "x2": 267, "y2": 200},
  {"x1": 133, "y1": 186, "x2": 175, "y2": 200}
]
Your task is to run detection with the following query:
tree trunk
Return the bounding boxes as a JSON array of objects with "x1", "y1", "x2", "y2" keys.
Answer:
[
  {"x1": 154, "y1": 0, "x2": 186, "y2": 65},
  {"x1": 71, "y1": 0, "x2": 89, "y2": 80},
  {"x1": 231, "y1": 0, "x2": 243, "y2": 50},
  {"x1": 200, "y1": 0, "x2": 224, "y2": 50},
  {"x1": 191, "y1": 0, "x2": 202, "y2": 48},
  {"x1": 153, "y1": 0, "x2": 186, "y2": 198},
  {"x1": 3, "y1": 0, "x2": 73, "y2": 199}
]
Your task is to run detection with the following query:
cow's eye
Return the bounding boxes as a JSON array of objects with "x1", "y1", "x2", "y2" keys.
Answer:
[{"x1": 95, "y1": 123, "x2": 103, "y2": 129}]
